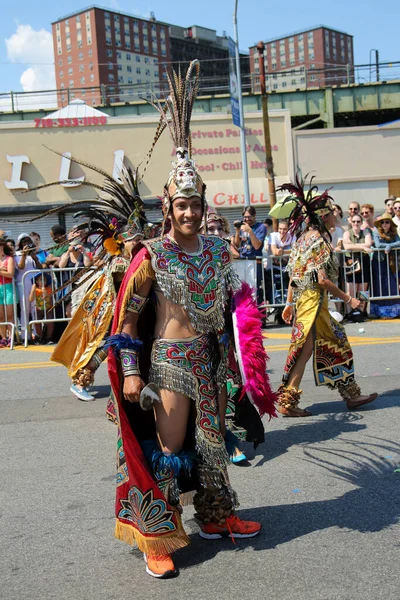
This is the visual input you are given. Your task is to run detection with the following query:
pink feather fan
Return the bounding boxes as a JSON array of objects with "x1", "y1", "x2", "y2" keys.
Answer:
[{"x1": 232, "y1": 282, "x2": 277, "y2": 419}]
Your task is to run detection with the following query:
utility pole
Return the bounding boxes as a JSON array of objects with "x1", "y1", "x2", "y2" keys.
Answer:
[
  {"x1": 257, "y1": 41, "x2": 277, "y2": 230},
  {"x1": 375, "y1": 50, "x2": 380, "y2": 82}
]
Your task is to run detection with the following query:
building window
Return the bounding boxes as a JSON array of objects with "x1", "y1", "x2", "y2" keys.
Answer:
[
  {"x1": 290, "y1": 58, "x2": 295, "y2": 65},
  {"x1": 124, "y1": 16, "x2": 129, "y2": 24},
  {"x1": 125, "y1": 39, "x2": 131, "y2": 48},
  {"x1": 145, "y1": 57, "x2": 150, "y2": 64},
  {"x1": 90, "y1": 74, "x2": 94, "y2": 81},
  {"x1": 66, "y1": 44, "x2": 71, "y2": 52},
  {"x1": 309, "y1": 52, "x2": 315, "y2": 59},
  {"x1": 106, "y1": 37, "x2": 112, "y2": 45},
  {"x1": 281, "y1": 60, "x2": 286, "y2": 67},
  {"x1": 67, "y1": 56, "x2": 72, "y2": 64},
  {"x1": 107, "y1": 49, "x2": 113, "y2": 57},
  {"x1": 117, "y1": 64, "x2": 122, "y2": 71},
  {"x1": 76, "y1": 15, "x2": 81, "y2": 23},
  {"x1": 87, "y1": 38, "x2": 91, "y2": 45},
  {"x1": 80, "y1": 76, "x2": 85, "y2": 84},
  {"x1": 272, "y1": 63, "x2": 276, "y2": 70},
  {"x1": 60, "y1": 71, "x2": 63, "y2": 78},
  {"x1": 273, "y1": 83, "x2": 278, "y2": 90},
  {"x1": 291, "y1": 78, "x2": 297, "y2": 85},
  {"x1": 104, "y1": 12, "x2": 110, "y2": 18},
  {"x1": 137, "y1": 78, "x2": 142, "y2": 83},
  {"x1": 116, "y1": 51, "x2": 122, "y2": 58},
  {"x1": 79, "y1": 65, "x2": 84, "y2": 72},
  {"x1": 310, "y1": 74, "x2": 316, "y2": 81},
  {"x1": 56, "y1": 23, "x2": 60, "y2": 30},
  {"x1": 116, "y1": 40, "x2": 121, "y2": 47},
  {"x1": 127, "y1": 65, "x2": 132, "y2": 72},
  {"x1": 59, "y1": 59, "x2": 63, "y2": 66},
  {"x1": 126, "y1": 53, "x2": 131, "y2": 60},
  {"x1": 105, "y1": 25, "x2": 111, "y2": 32},
  {"x1": 108, "y1": 62, "x2": 114, "y2": 70},
  {"x1": 69, "y1": 80, "x2": 74, "y2": 87},
  {"x1": 300, "y1": 77, "x2": 305, "y2": 83},
  {"x1": 145, "y1": 69, "x2": 150, "y2": 76},
  {"x1": 89, "y1": 62, "x2": 93, "y2": 70},
  {"x1": 310, "y1": 64, "x2": 315, "y2": 69},
  {"x1": 79, "y1": 52, "x2": 83, "y2": 60},
  {"x1": 78, "y1": 41, "x2": 82, "y2": 48},
  {"x1": 161, "y1": 49, "x2": 166, "y2": 57},
  {"x1": 136, "y1": 55, "x2": 141, "y2": 62},
  {"x1": 88, "y1": 49, "x2": 92, "y2": 57},
  {"x1": 115, "y1": 27, "x2": 120, "y2": 35},
  {"x1": 118, "y1": 76, "x2": 124, "y2": 83},
  {"x1": 128, "y1": 77, "x2": 133, "y2": 84},
  {"x1": 108, "y1": 74, "x2": 115, "y2": 82},
  {"x1": 136, "y1": 67, "x2": 141, "y2": 74},
  {"x1": 68, "y1": 68, "x2": 73, "y2": 75},
  {"x1": 282, "y1": 82, "x2": 287, "y2": 88}
]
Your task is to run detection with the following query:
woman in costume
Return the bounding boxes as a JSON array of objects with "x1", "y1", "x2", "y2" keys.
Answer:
[
  {"x1": 107, "y1": 61, "x2": 276, "y2": 579},
  {"x1": 276, "y1": 176, "x2": 378, "y2": 417},
  {"x1": 370, "y1": 212, "x2": 400, "y2": 319}
]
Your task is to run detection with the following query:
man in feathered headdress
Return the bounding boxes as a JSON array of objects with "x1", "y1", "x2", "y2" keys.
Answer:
[{"x1": 107, "y1": 61, "x2": 276, "y2": 579}]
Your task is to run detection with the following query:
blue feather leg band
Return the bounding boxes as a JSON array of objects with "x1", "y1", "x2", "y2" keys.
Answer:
[{"x1": 104, "y1": 332, "x2": 143, "y2": 353}]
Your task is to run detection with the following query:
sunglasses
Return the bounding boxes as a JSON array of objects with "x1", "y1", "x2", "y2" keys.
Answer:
[
  {"x1": 349, "y1": 208, "x2": 359, "y2": 211},
  {"x1": 361, "y1": 211, "x2": 370, "y2": 215},
  {"x1": 381, "y1": 220, "x2": 391, "y2": 225},
  {"x1": 352, "y1": 220, "x2": 362, "y2": 224}
]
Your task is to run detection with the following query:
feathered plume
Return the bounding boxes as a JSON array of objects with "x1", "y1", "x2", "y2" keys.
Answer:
[
  {"x1": 278, "y1": 172, "x2": 334, "y2": 237},
  {"x1": 145, "y1": 60, "x2": 201, "y2": 164}
]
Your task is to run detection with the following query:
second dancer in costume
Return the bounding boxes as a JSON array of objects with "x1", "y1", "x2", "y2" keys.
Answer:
[{"x1": 276, "y1": 176, "x2": 378, "y2": 416}]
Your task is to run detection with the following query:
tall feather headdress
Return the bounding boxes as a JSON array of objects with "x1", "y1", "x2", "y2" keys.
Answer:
[
  {"x1": 146, "y1": 60, "x2": 205, "y2": 219},
  {"x1": 278, "y1": 173, "x2": 334, "y2": 237}
]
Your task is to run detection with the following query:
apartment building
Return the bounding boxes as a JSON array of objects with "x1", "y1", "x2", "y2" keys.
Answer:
[
  {"x1": 250, "y1": 26, "x2": 354, "y2": 93},
  {"x1": 169, "y1": 25, "x2": 250, "y2": 93},
  {"x1": 52, "y1": 6, "x2": 170, "y2": 106}
]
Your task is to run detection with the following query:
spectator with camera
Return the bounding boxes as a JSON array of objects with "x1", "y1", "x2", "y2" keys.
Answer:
[
  {"x1": 14, "y1": 233, "x2": 43, "y2": 337},
  {"x1": 233, "y1": 206, "x2": 267, "y2": 305},
  {"x1": 44, "y1": 225, "x2": 69, "y2": 268}
]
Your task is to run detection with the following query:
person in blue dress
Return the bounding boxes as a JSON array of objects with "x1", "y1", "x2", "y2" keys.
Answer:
[{"x1": 370, "y1": 212, "x2": 400, "y2": 319}]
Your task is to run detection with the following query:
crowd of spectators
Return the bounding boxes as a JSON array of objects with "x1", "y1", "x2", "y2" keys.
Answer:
[
  {"x1": 0, "y1": 224, "x2": 93, "y2": 347},
  {"x1": 229, "y1": 197, "x2": 400, "y2": 324},
  {"x1": 1, "y1": 196, "x2": 400, "y2": 346}
]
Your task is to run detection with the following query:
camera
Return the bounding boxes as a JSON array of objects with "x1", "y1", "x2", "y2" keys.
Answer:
[{"x1": 234, "y1": 220, "x2": 243, "y2": 228}]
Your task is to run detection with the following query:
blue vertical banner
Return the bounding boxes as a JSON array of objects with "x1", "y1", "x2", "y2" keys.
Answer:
[{"x1": 228, "y1": 37, "x2": 241, "y2": 128}]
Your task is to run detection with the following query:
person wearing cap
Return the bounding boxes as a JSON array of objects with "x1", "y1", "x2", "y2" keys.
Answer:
[
  {"x1": 370, "y1": 212, "x2": 400, "y2": 319},
  {"x1": 14, "y1": 233, "x2": 43, "y2": 337},
  {"x1": 384, "y1": 195, "x2": 396, "y2": 216}
]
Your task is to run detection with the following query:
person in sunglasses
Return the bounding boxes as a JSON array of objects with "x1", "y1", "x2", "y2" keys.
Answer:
[
  {"x1": 342, "y1": 215, "x2": 373, "y2": 319},
  {"x1": 370, "y1": 213, "x2": 400, "y2": 319}
]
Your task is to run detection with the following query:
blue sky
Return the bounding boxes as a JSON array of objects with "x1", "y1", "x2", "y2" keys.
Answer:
[{"x1": 1, "y1": 0, "x2": 399, "y2": 94}]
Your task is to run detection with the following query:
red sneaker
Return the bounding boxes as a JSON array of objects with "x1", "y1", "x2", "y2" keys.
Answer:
[
  {"x1": 144, "y1": 553, "x2": 178, "y2": 579},
  {"x1": 200, "y1": 514, "x2": 261, "y2": 539}
]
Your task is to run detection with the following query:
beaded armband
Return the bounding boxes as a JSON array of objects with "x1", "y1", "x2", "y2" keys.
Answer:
[
  {"x1": 121, "y1": 349, "x2": 140, "y2": 377},
  {"x1": 126, "y1": 293, "x2": 148, "y2": 314}
]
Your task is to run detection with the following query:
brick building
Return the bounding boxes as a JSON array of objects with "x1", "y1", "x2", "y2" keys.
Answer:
[
  {"x1": 250, "y1": 25, "x2": 354, "y2": 93},
  {"x1": 169, "y1": 25, "x2": 250, "y2": 93},
  {"x1": 52, "y1": 6, "x2": 170, "y2": 106}
]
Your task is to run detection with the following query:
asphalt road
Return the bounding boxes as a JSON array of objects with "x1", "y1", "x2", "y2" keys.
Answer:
[{"x1": 0, "y1": 319, "x2": 399, "y2": 600}]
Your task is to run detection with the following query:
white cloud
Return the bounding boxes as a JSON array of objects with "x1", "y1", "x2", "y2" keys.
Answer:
[{"x1": 5, "y1": 24, "x2": 56, "y2": 93}]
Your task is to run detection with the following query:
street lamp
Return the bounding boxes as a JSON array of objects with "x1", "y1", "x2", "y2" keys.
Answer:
[{"x1": 233, "y1": 0, "x2": 250, "y2": 207}]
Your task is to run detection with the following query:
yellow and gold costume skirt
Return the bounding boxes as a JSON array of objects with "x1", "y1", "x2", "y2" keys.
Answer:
[
  {"x1": 283, "y1": 288, "x2": 355, "y2": 389},
  {"x1": 51, "y1": 271, "x2": 115, "y2": 378}
]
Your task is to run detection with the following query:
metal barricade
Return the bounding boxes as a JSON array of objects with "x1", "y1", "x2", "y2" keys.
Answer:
[
  {"x1": 233, "y1": 248, "x2": 400, "y2": 313},
  {"x1": 21, "y1": 267, "x2": 81, "y2": 347},
  {"x1": 0, "y1": 278, "x2": 18, "y2": 350}
]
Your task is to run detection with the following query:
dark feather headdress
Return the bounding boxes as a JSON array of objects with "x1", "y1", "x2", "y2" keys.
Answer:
[
  {"x1": 278, "y1": 173, "x2": 334, "y2": 237},
  {"x1": 146, "y1": 60, "x2": 206, "y2": 220}
]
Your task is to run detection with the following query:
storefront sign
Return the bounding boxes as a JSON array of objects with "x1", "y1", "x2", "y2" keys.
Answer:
[{"x1": 34, "y1": 116, "x2": 108, "y2": 128}]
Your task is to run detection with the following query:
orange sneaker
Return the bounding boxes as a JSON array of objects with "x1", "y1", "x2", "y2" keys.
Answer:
[
  {"x1": 200, "y1": 514, "x2": 261, "y2": 540},
  {"x1": 144, "y1": 553, "x2": 178, "y2": 579}
]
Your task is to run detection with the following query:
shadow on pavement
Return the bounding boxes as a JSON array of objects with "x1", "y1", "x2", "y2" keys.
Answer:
[
  {"x1": 178, "y1": 439, "x2": 400, "y2": 570},
  {"x1": 249, "y1": 413, "x2": 367, "y2": 466}
]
